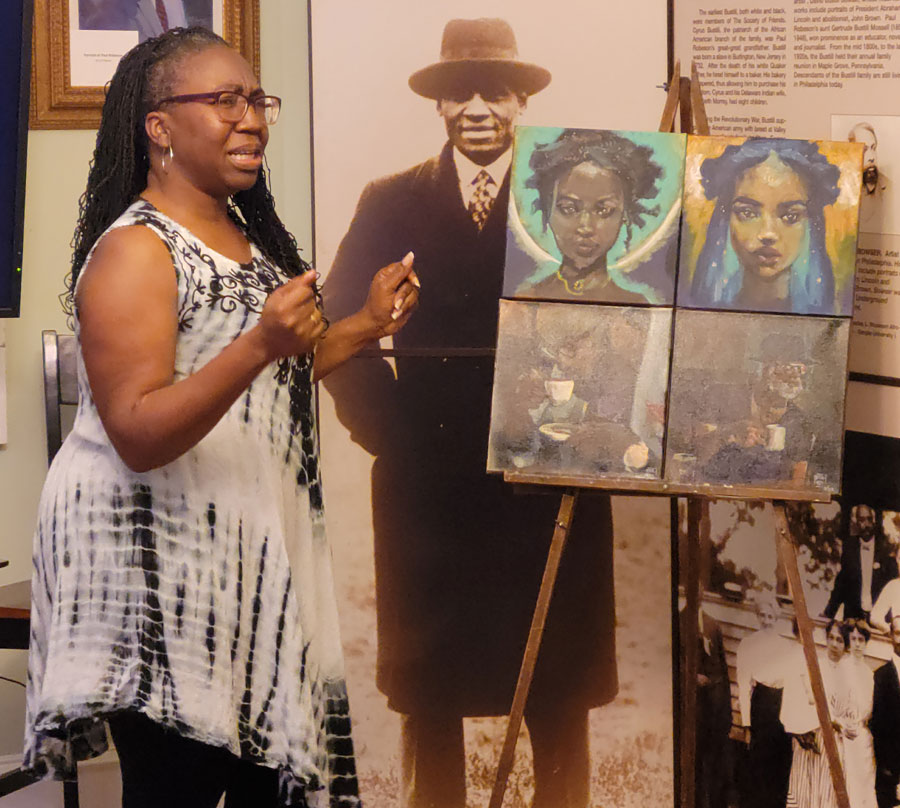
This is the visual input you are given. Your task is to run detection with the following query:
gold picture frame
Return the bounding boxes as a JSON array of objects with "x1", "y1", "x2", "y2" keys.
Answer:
[{"x1": 30, "y1": 0, "x2": 260, "y2": 130}]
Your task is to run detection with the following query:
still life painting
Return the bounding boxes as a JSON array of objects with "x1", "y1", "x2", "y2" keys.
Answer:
[
  {"x1": 487, "y1": 300, "x2": 671, "y2": 480},
  {"x1": 665, "y1": 310, "x2": 850, "y2": 493}
]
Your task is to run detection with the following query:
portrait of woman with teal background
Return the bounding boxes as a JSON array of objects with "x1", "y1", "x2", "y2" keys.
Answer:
[{"x1": 503, "y1": 127, "x2": 687, "y2": 305}]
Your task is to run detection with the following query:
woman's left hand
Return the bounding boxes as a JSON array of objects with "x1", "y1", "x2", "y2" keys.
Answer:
[{"x1": 362, "y1": 251, "x2": 420, "y2": 337}]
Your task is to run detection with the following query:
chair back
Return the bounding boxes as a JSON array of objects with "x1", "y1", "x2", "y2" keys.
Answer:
[{"x1": 42, "y1": 330, "x2": 78, "y2": 465}]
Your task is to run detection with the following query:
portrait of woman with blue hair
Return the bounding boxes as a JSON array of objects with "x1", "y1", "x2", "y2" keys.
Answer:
[{"x1": 684, "y1": 138, "x2": 844, "y2": 315}]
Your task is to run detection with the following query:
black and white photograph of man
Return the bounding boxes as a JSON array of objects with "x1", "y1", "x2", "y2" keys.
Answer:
[
  {"x1": 311, "y1": 3, "x2": 670, "y2": 806},
  {"x1": 825, "y1": 504, "x2": 899, "y2": 623},
  {"x1": 833, "y1": 114, "x2": 900, "y2": 236}
]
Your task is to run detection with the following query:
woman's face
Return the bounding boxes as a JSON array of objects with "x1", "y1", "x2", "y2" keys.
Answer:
[
  {"x1": 757, "y1": 601, "x2": 777, "y2": 630},
  {"x1": 549, "y1": 161, "x2": 625, "y2": 270},
  {"x1": 848, "y1": 627, "x2": 868, "y2": 659},
  {"x1": 826, "y1": 624, "x2": 845, "y2": 662},
  {"x1": 153, "y1": 45, "x2": 269, "y2": 198},
  {"x1": 729, "y1": 153, "x2": 809, "y2": 280}
]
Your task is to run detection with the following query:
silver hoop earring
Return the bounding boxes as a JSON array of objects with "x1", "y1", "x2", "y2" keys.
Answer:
[{"x1": 161, "y1": 143, "x2": 174, "y2": 172}]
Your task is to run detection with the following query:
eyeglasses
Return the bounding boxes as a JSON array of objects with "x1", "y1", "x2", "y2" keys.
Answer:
[{"x1": 157, "y1": 90, "x2": 282, "y2": 124}]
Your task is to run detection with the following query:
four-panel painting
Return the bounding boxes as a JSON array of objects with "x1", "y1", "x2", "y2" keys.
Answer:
[{"x1": 489, "y1": 129, "x2": 863, "y2": 496}]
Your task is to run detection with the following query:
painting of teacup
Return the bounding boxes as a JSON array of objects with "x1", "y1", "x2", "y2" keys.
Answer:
[
  {"x1": 766, "y1": 424, "x2": 786, "y2": 451},
  {"x1": 545, "y1": 379, "x2": 575, "y2": 404}
]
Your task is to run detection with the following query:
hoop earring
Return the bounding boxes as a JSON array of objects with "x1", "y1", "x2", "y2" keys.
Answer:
[{"x1": 161, "y1": 143, "x2": 174, "y2": 173}]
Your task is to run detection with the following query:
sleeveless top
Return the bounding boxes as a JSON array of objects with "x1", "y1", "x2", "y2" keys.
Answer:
[{"x1": 24, "y1": 200, "x2": 359, "y2": 808}]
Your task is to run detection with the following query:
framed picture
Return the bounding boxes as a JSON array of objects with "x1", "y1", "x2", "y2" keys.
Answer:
[{"x1": 30, "y1": 0, "x2": 259, "y2": 129}]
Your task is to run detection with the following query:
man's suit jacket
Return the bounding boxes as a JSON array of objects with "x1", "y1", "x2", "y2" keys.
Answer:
[
  {"x1": 825, "y1": 534, "x2": 898, "y2": 619},
  {"x1": 872, "y1": 661, "x2": 900, "y2": 791},
  {"x1": 684, "y1": 609, "x2": 733, "y2": 741},
  {"x1": 321, "y1": 143, "x2": 617, "y2": 716}
]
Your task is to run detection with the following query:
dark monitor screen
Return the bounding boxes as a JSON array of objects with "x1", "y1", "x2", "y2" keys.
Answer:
[{"x1": 0, "y1": 0, "x2": 32, "y2": 317}]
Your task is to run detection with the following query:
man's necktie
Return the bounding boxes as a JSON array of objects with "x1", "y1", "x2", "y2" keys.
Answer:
[
  {"x1": 156, "y1": 0, "x2": 170, "y2": 30},
  {"x1": 468, "y1": 170, "x2": 495, "y2": 231}
]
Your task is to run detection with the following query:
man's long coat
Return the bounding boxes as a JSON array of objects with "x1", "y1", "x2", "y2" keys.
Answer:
[{"x1": 322, "y1": 143, "x2": 617, "y2": 715}]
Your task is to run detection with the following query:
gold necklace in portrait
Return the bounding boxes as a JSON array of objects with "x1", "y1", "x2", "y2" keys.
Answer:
[
  {"x1": 556, "y1": 270, "x2": 586, "y2": 296},
  {"x1": 556, "y1": 269, "x2": 609, "y2": 296}
]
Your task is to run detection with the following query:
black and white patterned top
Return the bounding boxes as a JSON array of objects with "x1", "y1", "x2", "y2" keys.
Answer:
[{"x1": 24, "y1": 200, "x2": 359, "y2": 807}]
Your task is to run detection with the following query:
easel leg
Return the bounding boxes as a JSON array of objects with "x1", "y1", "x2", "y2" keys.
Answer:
[
  {"x1": 773, "y1": 501, "x2": 850, "y2": 808},
  {"x1": 488, "y1": 488, "x2": 579, "y2": 808},
  {"x1": 679, "y1": 497, "x2": 706, "y2": 808}
]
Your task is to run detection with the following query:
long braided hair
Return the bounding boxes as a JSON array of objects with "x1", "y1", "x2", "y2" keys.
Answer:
[{"x1": 64, "y1": 26, "x2": 311, "y2": 316}]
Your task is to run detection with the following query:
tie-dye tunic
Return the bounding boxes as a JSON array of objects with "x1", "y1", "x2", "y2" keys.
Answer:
[{"x1": 24, "y1": 200, "x2": 358, "y2": 807}]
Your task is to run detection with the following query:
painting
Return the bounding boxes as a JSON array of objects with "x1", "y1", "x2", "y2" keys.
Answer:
[
  {"x1": 487, "y1": 299, "x2": 671, "y2": 480},
  {"x1": 665, "y1": 310, "x2": 850, "y2": 493},
  {"x1": 30, "y1": 0, "x2": 259, "y2": 129},
  {"x1": 677, "y1": 135, "x2": 863, "y2": 316},
  {"x1": 503, "y1": 127, "x2": 686, "y2": 305}
]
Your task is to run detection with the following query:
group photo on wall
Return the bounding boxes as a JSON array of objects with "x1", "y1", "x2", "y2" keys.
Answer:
[{"x1": 681, "y1": 496, "x2": 900, "y2": 808}]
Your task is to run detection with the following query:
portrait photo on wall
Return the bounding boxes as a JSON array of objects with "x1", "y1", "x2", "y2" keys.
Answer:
[
  {"x1": 831, "y1": 113, "x2": 900, "y2": 237},
  {"x1": 78, "y1": 0, "x2": 213, "y2": 40},
  {"x1": 677, "y1": 135, "x2": 863, "y2": 316},
  {"x1": 313, "y1": 5, "x2": 674, "y2": 806},
  {"x1": 487, "y1": 299, "x2": 671, "y2": 480},
  {"x1": 665, "y1": 310, "x2": 850, "y2": 493},
  {"x1": 677, "y1": 497, "x2": 900, "y2": 808},
  {"x1": 503, "y1": 127, "x2": 686, "y2": 305}
]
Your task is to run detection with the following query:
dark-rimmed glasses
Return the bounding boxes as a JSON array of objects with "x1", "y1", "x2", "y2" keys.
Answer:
[{"x1": 157, "y1": 90, "x2": 282, "y2": 125}]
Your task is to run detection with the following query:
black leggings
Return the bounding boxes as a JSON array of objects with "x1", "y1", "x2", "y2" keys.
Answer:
[{"x1": 108, "y1": 712, "x2": 280, "y2": 808}]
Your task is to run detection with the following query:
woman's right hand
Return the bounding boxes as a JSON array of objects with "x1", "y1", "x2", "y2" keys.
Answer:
[{"x1": 256, "y1": 269, "x2": 327, "y2": 360}]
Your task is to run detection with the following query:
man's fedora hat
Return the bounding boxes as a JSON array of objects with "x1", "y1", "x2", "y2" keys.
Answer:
[{"x1": 408, "y1": 18, "x2": 551, "y2": 100}]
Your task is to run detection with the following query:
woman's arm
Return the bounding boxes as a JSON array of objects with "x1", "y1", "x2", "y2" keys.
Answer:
[
  {"x1": 313, "y1": 253, "x2": 418, "y2": 380},
  {"x1": 77, "y1": 225, "x2": 325, "y2": 472}
]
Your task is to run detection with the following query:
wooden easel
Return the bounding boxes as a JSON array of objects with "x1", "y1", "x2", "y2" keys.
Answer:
[{"x1": 488, "y1": 60, "x2": 850, "y2": 808}]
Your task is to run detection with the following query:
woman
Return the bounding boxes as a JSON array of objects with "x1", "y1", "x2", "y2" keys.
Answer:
[
  {"x1": 839, "y1": 620, "x2": 877, "y2": 808},
  {"x1": 515, "y1": 128, "x2": 667, "y2": 303},
  {"x1": 24, "y1": 28, "x2": 418, "y2": 808},
  {"x1": 735, "y1": 592, "x2": 793, "y2": 808},
  {"x1": 783, "y1": 619, "x2": 846, "y2": 808},
  {"x1": 689, "y1": 137, "x2": 841, "y2": 314}
]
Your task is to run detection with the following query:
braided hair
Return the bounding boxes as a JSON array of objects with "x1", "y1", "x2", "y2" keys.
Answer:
[
  {"x1": 65, "y1": 27, "x2": 311, "y2": 315},
  {"x1": 526, "y1": 128, "x2": 662, "y2": 252}
]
